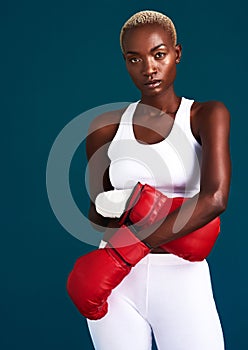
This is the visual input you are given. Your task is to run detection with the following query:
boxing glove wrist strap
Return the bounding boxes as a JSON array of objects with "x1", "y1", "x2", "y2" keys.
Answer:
[
  {"x1": 106, "y1": 225, "x2": 151, "y2": 266},
  {"x1": 121, "y1": 217, "x2": 154, "y2": 250},
  {"x1": 106, "y1": 241, "x2": 133, "y2": 267}
]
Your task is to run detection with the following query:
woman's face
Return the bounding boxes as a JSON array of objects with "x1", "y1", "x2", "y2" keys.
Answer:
[{"x1": 122, "y1": 24, "x2": 181, "y2": 97}]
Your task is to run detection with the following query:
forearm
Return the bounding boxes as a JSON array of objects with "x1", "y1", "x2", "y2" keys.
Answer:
[
  {"x1": 88, "y1": 202, "x2": 120, "y2": 232},
  {"x1": 140, "y1": 191, "x2": 227, "y2": 248},
  {"x1": 89, "y1": 201, "x2": 121, "y2": 233}
]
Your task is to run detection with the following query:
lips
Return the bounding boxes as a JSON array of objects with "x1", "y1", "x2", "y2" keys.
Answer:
[{"x1": 144, "y1": 80, "x2": 162, "y2": 88}]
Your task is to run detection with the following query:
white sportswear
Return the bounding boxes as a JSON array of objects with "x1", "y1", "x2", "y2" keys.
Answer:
[
  {"x1": 108, "y1": 97, "x2": 201, "y2": 198},
  {"x1": 87, "y1": 98, "x2": 225, "y2": 349},
  {"x1": 87, "y1": 254, "x2": 225, "y2": 350}
]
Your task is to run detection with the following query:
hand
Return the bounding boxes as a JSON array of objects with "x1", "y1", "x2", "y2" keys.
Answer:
[
  {"x1": 119, "y1": 183, "x2": 221, "y2": 261},
  {"x1": 66, "y1": 225, "x2": 151, "y2": 320}
]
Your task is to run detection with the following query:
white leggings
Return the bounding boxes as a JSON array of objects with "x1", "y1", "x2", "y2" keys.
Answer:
[{"x1": 87, "y1": 253, "x2": 225, "y2": 350}]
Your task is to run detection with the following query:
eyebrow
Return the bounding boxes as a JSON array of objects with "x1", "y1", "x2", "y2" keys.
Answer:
[{"x1": 126, "y1": 44, "x2": 167, "y2": 55}]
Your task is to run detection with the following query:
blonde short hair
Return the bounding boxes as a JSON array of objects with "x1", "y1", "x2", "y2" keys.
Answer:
[{"x1": 120, "y1": 10, "x2": 177, "y2": 53}]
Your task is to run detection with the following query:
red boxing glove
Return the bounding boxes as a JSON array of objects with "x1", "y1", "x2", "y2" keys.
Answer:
[
  {"x1": 119, "y1": 182, "x2": 220, "y2": 261},
  {"x1": 66, "y1": 225, "x2": 150, "y2": 320},
  {"x1": 119, "y1": 182, "x2": 178, "y2": 229},
  {"x1": 162, "y1": 216, "x2": 220, "y2": 261}
]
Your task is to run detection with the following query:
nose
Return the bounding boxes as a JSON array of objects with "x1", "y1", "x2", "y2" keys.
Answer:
[{"x1": 142, "y1": 57, "x2": 157, "y2": 77}]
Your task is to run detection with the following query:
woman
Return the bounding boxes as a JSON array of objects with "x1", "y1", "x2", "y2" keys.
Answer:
[{"x1": 71, "y1": 10, "x2": 231, "y2": 349}]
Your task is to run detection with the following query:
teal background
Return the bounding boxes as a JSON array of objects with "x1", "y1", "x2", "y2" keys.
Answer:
[{"x1": 2, "y1": 0, "x2": 247, "y2": 349}]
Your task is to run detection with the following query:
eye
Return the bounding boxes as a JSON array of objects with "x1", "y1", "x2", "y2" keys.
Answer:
[
  {"x1": 155, "y1": 52, "x2": 166, "y2": 59},
  {"x1": 128, "y1": 57, "x2": 141, "y2": 63}
]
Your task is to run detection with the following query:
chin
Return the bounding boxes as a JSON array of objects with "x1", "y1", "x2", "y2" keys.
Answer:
[{"x1": 141, "y1": 89, "x2": 164, "y2": 98}]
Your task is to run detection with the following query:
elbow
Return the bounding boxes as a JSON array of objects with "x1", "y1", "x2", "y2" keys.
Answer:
[
  {"x1": 210, "y1": 191, "x2": 228, "y2": 215},
  {"x1": 88, "y1": 205, "x2": 108, "y2": 232}
]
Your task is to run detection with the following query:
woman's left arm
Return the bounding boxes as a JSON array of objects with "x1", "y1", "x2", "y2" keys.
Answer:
[
  {"x1": 142, "y1": 101, "x2": 231, "y2": 247},
  {"x1": 196, "y1": 101, "x2": 231, "y2": 216}
]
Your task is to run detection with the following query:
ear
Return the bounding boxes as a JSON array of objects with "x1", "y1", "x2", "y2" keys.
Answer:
[{"x1": 175, "y1": 44, "x2": 182, "y2": 64}]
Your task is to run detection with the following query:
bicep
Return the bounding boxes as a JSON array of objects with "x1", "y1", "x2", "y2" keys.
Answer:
[
  {"x1": 199, "y1": 103, "x2": 231, "y2": 204},
  {"x1": 86, "y1": 130, "x2": 113, "y2": 203},
  {"x1": 86, "y1": 110, "x2": 124, "y2": 200}
]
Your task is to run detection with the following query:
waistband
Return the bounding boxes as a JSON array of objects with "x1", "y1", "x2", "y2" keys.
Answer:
[
  {"x1": 139, "y1": 253, "x2": 206, "y2": 266},
  {"x1": 99, "y1": 240, "x2": 206, "y2": 266}
]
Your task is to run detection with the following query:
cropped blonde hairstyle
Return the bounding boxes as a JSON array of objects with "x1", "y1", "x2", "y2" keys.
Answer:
[{"x1": 120, "y1": 10, "x2": 177, "y2": 53}]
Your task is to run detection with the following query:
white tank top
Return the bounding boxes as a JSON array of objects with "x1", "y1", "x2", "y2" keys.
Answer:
[{"x1": 108, "y1": 97, "x2": 202, "y2": 198}]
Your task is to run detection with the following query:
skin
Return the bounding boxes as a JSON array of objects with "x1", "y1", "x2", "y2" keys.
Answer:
[{"x1": 86, "y1": 23, "x2": 231, "y2": 252}]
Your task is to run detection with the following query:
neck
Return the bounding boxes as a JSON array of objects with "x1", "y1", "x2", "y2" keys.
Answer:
[{"x1": 140, "y1": 88, "x2": 181, "y2": 115}]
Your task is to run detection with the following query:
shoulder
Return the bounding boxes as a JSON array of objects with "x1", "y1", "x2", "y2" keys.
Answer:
[
  {"x1": 88, "y1": 108, "x2": 126, "y2": 136},
  {"x1": 192, "y1": 100, "x2": 230, "y2": 122},
  {"x1": 191, "y1": 100, "x2": 230, "y2": 142}
]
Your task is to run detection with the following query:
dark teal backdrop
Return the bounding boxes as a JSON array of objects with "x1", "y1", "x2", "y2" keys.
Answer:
[{"x1": 2, "y1": 0, "x2": 247, "y2": 349}]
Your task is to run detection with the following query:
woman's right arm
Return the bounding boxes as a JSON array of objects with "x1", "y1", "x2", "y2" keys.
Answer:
[{"x1": 85, "y1": 110, "x2": 123, "y2": 231}]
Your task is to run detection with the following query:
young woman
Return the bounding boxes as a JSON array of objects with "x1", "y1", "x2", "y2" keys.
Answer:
[{"x1": 69, "y1": 10, "x2": 231, "y2": 349}]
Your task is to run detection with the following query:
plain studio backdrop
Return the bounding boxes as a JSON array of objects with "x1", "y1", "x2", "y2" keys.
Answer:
[{"x1": 2, "y1": 0, "x2": 247, "y2": 349}]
